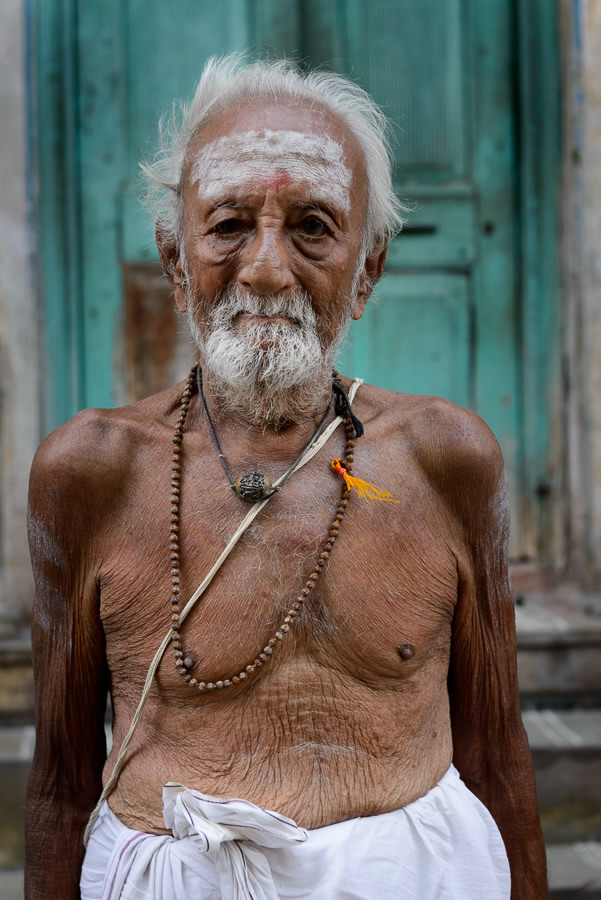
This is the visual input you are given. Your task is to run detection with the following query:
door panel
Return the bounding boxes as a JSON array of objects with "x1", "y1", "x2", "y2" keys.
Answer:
[
  {"x1": 353, "y1": 0, "x2": 468, "y2": 182},
  {"x1": 385, "y1": 193, "x2": 477, "y2": 268},
  {"x1": 339, "y1": 274, "x2": 471, "y2": 408}
]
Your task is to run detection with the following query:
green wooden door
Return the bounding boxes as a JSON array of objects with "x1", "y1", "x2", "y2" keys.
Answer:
[{"x1": 36, "y1": 0, "x2": 559, "y2": 559}]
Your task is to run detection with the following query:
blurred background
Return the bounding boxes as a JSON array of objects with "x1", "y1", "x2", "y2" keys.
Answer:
[{"x1": 1, "y1": 0, "x2": 600, "y2": 896}]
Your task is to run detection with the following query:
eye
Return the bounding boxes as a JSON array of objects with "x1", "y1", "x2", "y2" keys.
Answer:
[
  {"x1": 299, "y1": 216, "x2": 328, "y2": 237},
  {"x1": 212, "y1": 219, "x2": 245, "y2": 236}
]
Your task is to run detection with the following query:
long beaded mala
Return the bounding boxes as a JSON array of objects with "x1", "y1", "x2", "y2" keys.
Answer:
[
  {"x1": 169, "y1": 364, "x2": 399, "y2": 693},
  {"x1": 168, "y1": 365, "x2": 359, "y2": 693}
]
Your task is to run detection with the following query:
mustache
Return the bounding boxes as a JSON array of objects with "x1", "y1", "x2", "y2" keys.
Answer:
[
  {"x1": 206, "y1": 285, "x2": 317, "y2": 331},
  {"x1": 183, "y1": 280, "x2": 353, "y2": 428}
]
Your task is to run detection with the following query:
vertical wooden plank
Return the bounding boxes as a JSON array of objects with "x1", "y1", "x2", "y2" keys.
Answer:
[
  {"x1": 250, "y1": 0, "x2": 302, "y2": 55},
  {"x1": 366, "y1": 0, "x2": 466, "y2": 181},
  {"x1": 518, "y1": 0, "x2": 561, "y2": 562},
  {"x1": 298, "y1": 0, "x2": 348, "y2": 67},
  {"x1": 339, "y1": 273, "x2": 471, "y2": 407},
  {"x1": 469, "y1": 0, "x2": 522, "y2": 550},
  {"x1": 34, "y1": 0, "x2": 84, "y2": 431},
  {"x1": 343, "y1": 0, "x2": 366, "y2": 82},
  {"x1": 76, "y1": 0, "x2": 125, "y2": 408},
  {"x1": 229, "y1": 0, "x2": 254, "y2": 50},
  {"x1": 339, "y1": 0, "x2": 467, "y2": 183}
]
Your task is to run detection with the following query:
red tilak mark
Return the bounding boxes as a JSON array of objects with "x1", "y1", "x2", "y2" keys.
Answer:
[{"x1": 269, "y1": 173, "x2": 292, "y2": 191}]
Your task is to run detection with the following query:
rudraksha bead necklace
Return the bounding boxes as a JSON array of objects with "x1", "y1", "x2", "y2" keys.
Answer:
[
  {"x1": 196, "y1": 366, "x2": 337, "y2": 503},
  {"x1": 169, "y1": 363, "x2": 357, "y2": 693}
]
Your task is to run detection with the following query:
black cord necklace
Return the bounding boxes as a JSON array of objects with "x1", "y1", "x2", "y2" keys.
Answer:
[{"x1": 196, "y1": 366, "x2": 341, "y2": 503}]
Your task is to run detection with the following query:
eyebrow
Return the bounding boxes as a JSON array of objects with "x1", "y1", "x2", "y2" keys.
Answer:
[
  {"x1": 290, "y1": 200, "x2": 342, "y2": 223},
  {"x1": 205, "y1": 197, "x2": 344, "y2": 224},
  {"x1": 208, "y1": 199, "x2": 250, "y2": 212}
]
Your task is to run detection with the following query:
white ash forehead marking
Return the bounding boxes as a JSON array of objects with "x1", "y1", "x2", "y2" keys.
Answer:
[{"x1": 190, "y1": 129, "x2": 352, "y2": 212}]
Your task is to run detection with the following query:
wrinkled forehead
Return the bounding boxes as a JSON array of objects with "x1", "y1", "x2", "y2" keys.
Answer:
[{"x1": 189, "y1": 128, "x2": 353, "y2": 212}]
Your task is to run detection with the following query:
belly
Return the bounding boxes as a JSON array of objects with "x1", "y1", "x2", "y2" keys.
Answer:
[
  {"x1": 105, "y1": 654, "x2": 453, "y2": 833},
  {"x1": 100, "y1": 472, "x2": 459, "y2": 832}
]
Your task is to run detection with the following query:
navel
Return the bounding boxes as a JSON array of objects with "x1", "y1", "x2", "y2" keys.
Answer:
[{"x1": 397, "y1": 644, "x2": 415, "y2": 661}]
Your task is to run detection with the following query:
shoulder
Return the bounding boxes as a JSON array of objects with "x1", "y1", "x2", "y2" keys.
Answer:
[
  {"x1": 408, "y1": 395, "x2": 504, "y2": 488},
  {"x1": 31, "y1": 407, "x2": 121, "y2": 478},
  {"x1": 354, "y1": 382, "x2": 505, "y2": 495},
  {"x1": 27, "y1": 409, "x2": 130, "y2": 564},
  {"x1": 29, "y1": 407, "x2": 131, "y2": 507},
  {"x1": 28, "y1": 381, "x2": 184, "y2": 521},
  {"x1": 31, "y1": 382, "x2": 183, "y2": 485}
]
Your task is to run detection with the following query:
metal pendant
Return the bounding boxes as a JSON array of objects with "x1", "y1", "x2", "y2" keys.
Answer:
[{"x1": 234, "y1": 472, "x2": 274, "y2": 503}]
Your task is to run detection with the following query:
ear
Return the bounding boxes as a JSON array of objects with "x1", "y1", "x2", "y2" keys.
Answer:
[
  {"x1": 156, "y1": 223, "x2": 187, "y2": 312},
  {"x1": 350, "y1": 245, "x2": 388, "y2": 321}
]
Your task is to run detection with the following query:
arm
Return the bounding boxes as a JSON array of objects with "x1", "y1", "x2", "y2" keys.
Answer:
[
  {"x1": 25, "y1": 416, "x2": 110, "y2": 900},
  {"x1": 423, "y1": 405, "x2": 546, "y2": 899}
]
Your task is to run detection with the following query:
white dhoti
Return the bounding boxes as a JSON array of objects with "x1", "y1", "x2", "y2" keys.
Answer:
[{"x1": 80, "y1": 765, "x2": 510, "y2": 899}]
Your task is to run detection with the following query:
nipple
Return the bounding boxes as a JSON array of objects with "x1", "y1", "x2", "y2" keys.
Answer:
[
  {"x1": 183, "y1": 652, "x2": 198, "y2": 670},
  {"x1": 398, "y1": 645, "x2": 414, "y2": 661}
]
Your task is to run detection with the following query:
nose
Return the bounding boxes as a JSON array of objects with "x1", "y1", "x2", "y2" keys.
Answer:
[{"x1": 237, "y1": 226, "x2": 296, "y2": 296}]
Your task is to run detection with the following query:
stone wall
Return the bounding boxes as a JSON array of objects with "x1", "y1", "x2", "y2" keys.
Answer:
[{"x1": 0, "y1": 0, "x2": 40, "y2": 632}]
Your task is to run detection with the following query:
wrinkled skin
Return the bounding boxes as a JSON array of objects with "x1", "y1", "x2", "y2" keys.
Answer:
[{"x1": 25, "y1": 99, "x2": 546, "y2": 898}]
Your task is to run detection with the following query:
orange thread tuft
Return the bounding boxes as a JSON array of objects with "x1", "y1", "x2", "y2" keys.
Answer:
[{"x1": 330, "y1": 459, "x2": 399, "y2": 503}]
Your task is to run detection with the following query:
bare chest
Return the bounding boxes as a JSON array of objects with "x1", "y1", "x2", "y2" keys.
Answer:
[{"x1": 99, "y1": 446, "x2": 459, "y2": 701}]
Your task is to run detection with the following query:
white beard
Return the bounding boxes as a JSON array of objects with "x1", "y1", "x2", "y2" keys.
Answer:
[{"x1": 186, "y1": 285, "x2": 352, "y2": 428}]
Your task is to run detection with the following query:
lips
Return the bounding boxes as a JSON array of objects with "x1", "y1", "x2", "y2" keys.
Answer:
[{"x1": 235, "y1": 311, "x2": 298, "y2": 326}]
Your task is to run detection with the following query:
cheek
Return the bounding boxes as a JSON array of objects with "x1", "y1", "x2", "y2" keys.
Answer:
[
  {"x1": 310, "y1": 289, "x2": 353, "y2": 337},
  {"x1": 191, "y1": 236, "x2": 240, "y2": 267},
  {"x1": 301, "y1": 257, "x2": 356, "y2": 310},
  {"x1": 185, "y1": 240, "x2": 241, "y2": 300},
  {"x1": 185, "y1": 267, "x2": 225, "y2": 313}
]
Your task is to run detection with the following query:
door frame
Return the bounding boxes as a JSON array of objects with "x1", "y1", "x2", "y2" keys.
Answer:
[
  {"x1": 33, "y1": 0, "x2": 561, "y2": 562},
  {"x1": 515, "y1": 0, "x2": 561, "y2": 563}
]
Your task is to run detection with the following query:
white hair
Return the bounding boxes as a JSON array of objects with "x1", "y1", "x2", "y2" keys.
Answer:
[
  {"x1": 189, "y1": 284, "x2": 347, "y2": 428},
  {"x1": 141, "y1": 53, "x2": 407, "y2": 260}
]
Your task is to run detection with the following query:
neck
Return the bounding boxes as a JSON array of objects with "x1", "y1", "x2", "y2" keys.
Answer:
[{"x1": 198, "y1": 366, "x2": 336, "y2": 465}]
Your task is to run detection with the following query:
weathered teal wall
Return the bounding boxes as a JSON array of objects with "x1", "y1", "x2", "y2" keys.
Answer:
[
  {"x1": 561, "y1": 0, "x2": 601, "y2": 586},
  {"x1": 0, "y1": 0, "x2": 39, "y2": 627}
]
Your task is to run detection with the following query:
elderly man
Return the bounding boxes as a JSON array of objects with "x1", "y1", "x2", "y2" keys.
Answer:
[{"x1": 26, "y1": 56, "x2": 546, "y2": 899}]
